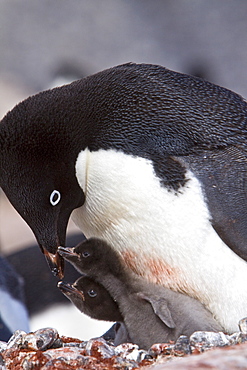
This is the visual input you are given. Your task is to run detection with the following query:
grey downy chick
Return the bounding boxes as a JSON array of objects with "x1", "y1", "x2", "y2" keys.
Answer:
[
  {"x1": 58, "y1": 276, "x2": 131, "y2": 345},
  {"x1": 58, "y1": 238, "x2": 223, "y2": 350}
]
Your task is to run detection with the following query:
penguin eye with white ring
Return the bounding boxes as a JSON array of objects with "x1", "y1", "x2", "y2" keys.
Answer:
[
  {"x1": 50, "y1": 190, "x2": 61, "y2": 206},
  {"x1": 82, "y1": 251, "x2": 91, "y2": 258},
  {"x1": 87, "y1": 289, "x2": 97, "y2": 298}
]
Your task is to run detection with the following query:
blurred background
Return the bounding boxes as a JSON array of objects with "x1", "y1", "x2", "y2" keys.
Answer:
[{"x1": 0, "y1": 0, "x2": 247, "y2": 340}]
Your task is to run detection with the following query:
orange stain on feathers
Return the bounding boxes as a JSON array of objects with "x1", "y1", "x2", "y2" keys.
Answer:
[{"x1": 121, "y1": 249, "x2": 185, "y2": 292}]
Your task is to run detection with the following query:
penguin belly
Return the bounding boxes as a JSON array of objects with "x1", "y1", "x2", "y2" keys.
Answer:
[{"x1": 72, "y1": 148, "x2": 247, "y2": 332}]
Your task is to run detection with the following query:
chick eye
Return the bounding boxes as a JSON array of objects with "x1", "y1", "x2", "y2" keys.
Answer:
[
  {"x1": 82, "y1": 251, "x2": 90, "y2": 258},
  {"x1": 50, "y1": 190, "x2": 61, "y2": 206},
  {"x1": 87, "y1": 289, "x2": 97, "y2": 298}
]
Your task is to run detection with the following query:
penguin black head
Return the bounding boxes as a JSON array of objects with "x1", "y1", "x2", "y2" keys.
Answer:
[
  {"x1": 57, "y1": 276, "x2": 123, "y2": 322},
  {"x1": 58, "y1": 238, "x2": 126, "y2": 278},
  {"x1": 0, "y1": 90, "x2": 86, "y2": 278}
]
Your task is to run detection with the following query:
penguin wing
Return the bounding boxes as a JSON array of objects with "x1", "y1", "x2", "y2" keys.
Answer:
[
  {"x1": 182, "y1": 145, "x2": 247, "y2": 261},
  {"x1": 136, "y1": 292, "x2": 176, "y2": 328}
]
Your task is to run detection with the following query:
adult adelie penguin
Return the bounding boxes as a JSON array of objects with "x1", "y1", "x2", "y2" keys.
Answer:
[{"x1": 0, "y1": 63, "x2": 247, "y2": 332}]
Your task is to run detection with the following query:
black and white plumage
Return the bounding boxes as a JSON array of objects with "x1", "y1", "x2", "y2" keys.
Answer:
[
  {"x1": 58, "y1": 238, "x2": 223, "y2": 349},
  {"x1": 1, "y1": 63, "x2": 247, "y2": 332},
  {"x1": 0, "y1": 256, "x2": 29, "y2": 341}
]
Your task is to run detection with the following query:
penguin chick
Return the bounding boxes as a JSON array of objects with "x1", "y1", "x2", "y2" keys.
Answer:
[
  {"x1": 58, "y1": 276, "x2": 131, "y2": 345},
  {"x1": 58, "y1": 238, "x2": 223, "y2": 350},
  {"x1": 58, "y1": 276, "x2": 123, "y2": 322}
]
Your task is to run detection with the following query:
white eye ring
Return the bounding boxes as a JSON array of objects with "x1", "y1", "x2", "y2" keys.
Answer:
[{"x1": 50, "y1": 190, "x2": 61, "y2": 206}]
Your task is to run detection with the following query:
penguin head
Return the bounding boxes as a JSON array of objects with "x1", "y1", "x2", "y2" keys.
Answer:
[
  {"x1": 58, "y1": 276, "x2": 123, "y2": 322},
  {"x1": 58, "y1": 238, "x2": 125, "y2": 278},
  {"x1": 0, "y1": 94, "x2": 85, "y2": 278}
]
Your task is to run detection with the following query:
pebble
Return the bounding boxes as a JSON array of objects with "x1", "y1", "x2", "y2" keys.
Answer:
[
  {"x1": 173, "y1": 335, "x2": 191, "y2": 355},
  {"x1": 239, "y1": 317, "x2": 247, "y2": 334},
  {"x1": 0, "y1": 353, "x2": 5, "y2": 370},
  {"x1": 190, "y1": 331, "x2": 230, "y2": 352},
  {"x1": 1, "y1": 317, "x2": 247, "y2": 369},
  {"x1": 0, "y1": 342, "x2": 7, "y2": 353},
  {"x1": 22, "y1": 328, "x2": 59, "y2": 351},
  {"x1": 6, "y1": 329, "x2": 26, "y2": 349},
  {"x1": 115, "y1": 342, "x2": 141, "y2": 360},
  {"x1": 85, "y1": 337, "x2": 116, "y2": 358},
  {"x1": 6, "y1": 327, "x2": 59, "y2": 351}
]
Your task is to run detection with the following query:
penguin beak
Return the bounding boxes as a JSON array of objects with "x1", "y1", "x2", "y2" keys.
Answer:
[
  {"x1": 43, "y1": 249, "x2": 64, "y2": 279},
  {"x1": 57, "y1": 246, "x2": 78, "y2": 259},
  {"x1": 57, "y1": 281, "x2": 85, "y2": 301}
]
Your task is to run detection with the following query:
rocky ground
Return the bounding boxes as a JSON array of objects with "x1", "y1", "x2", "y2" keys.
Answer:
[{"x1": 1, "y1": 324, "x2": 247, "y2": 369}]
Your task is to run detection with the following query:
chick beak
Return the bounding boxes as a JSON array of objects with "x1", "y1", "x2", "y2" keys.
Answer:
[
  {"x1": 57, "y1": 281, "x2": 85, "y2": 301},
  {"x1": 57, "y1": 246, "x2": 77, "y2": 258},
  {"x1": 43, "y1": 248, "x2": 64, "y2": 279}
]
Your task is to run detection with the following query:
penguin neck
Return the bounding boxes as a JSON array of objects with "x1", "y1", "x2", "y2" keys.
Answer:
[{"x1": 93, "y1": 272, "x2": 131, "y2": 303}]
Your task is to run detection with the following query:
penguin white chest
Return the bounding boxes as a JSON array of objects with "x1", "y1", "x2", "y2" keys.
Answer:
[
  {"x1": 73, "y1": 148, "x2": 214, "y2": 284},
  {"x1": 72, "y1": 148, "x2": 247, "y2": 332},
  {"x1": 73, "y1": 150, "x2": 209, "y2": 253}
]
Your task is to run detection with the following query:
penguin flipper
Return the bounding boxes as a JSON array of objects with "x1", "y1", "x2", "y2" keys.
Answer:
[
  {"x1": 183, "y1": 145, "x2": 247, "y2": 261},
  {"x1": 136, "y1": 292, "x2": 176, "y2": 328}
]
